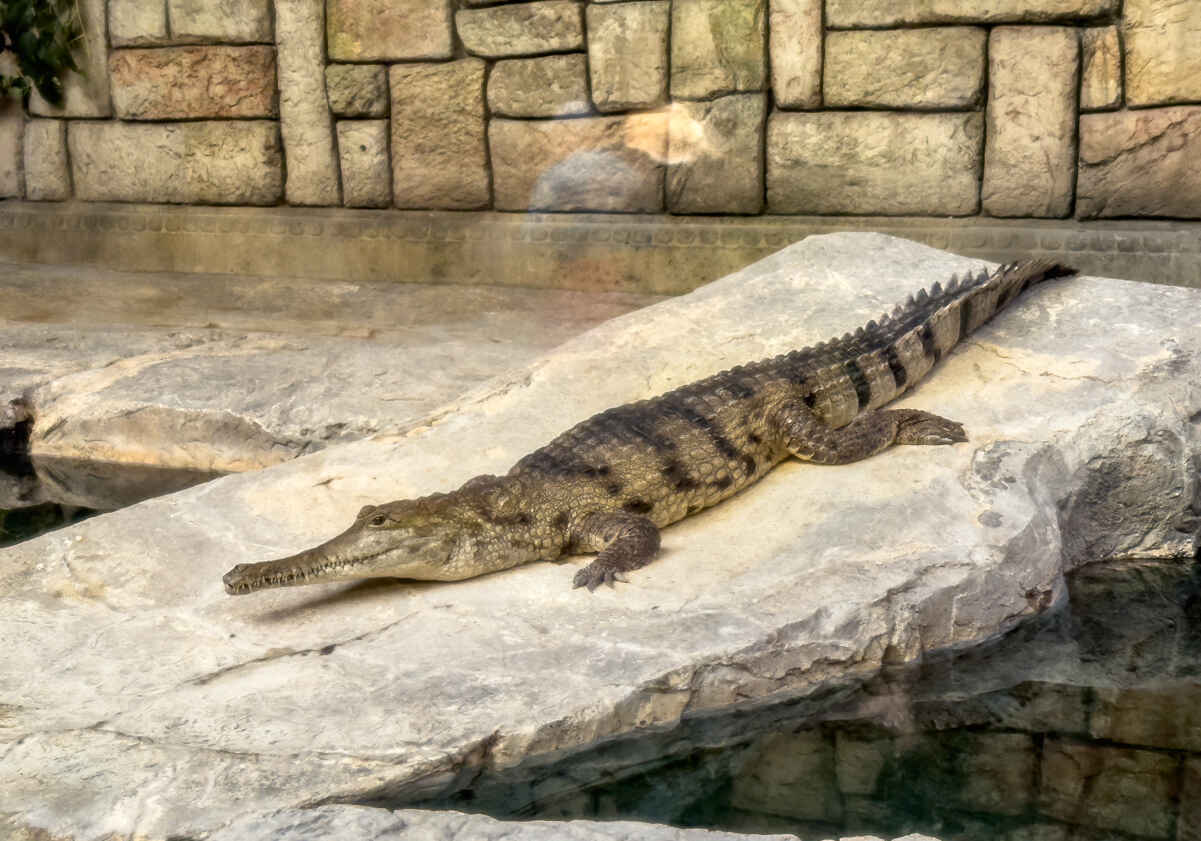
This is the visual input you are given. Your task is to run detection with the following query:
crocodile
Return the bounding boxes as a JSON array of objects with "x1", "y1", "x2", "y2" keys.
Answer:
[{"x1": 223, "y1": 259, "x2": 1075, "y2": 595}]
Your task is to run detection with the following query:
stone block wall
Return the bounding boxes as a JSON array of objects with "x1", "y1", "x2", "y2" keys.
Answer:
[{"x1": 2, "y1": 0, "x2": 1200, "y2": 219}]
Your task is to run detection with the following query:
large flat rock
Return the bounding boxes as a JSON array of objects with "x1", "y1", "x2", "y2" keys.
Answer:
[
  {"x1": 2, "y1": 234, "x2": 1199, "y2": 841},
  {"x1": 0, "y1": 262, "x2": 659, "y2": 482}
]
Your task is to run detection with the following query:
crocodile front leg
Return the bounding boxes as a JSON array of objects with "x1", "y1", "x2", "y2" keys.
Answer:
[
  {"x1": 570, "y1": 511, "x2": 661, "y2": 591},
  {"x1": 773, "y1": 402, "x2": 967, "y2": 465}
]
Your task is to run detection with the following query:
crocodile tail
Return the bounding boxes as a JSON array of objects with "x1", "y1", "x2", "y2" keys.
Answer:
[{"x1": 863, "y1": 258, "x2": 1077, "y2": 402}]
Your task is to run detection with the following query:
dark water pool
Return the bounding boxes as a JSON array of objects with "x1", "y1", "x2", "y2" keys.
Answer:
[
  {"x1": 1, "y1": 447, "x2": 222, "y2": 547},
  {"x1": 425, "y1": 558, "x2": 1201, "y2": 841}
]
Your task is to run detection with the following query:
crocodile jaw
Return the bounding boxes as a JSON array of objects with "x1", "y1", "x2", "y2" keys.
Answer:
[{"x1": 223, "y1": 532, "x2": 455, "y2": 595}]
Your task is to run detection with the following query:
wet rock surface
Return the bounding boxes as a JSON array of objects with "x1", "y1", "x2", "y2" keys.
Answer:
[{"x1": 1, "y1": 234, "x2": 1198, "y2": 840}]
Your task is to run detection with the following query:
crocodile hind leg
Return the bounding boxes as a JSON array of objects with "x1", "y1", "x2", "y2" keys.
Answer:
[
  {"x1": 772, "y1": 402, "x2": 967, "y2": 465},
  {"x1": 570, "y1": 511, "x2": 661, "y2": 591}
]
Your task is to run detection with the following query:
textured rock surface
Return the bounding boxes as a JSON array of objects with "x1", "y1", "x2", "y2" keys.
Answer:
[
  {"x1": 29, "y1": 0, "x2": 111, "y2": 117},
  {"x1": 23, "y1": 120, "x2": 70, "y2": 201},
  {"x1": 108, "y1": 0, "x2": 168, "y2": 45},
  {"x1": 1077, "y1": 106, "x2": 1201, "y2": 219},
  {"x1": 768, "y1": 0, "x2": 820, "y2": 109},
  {"x1": 732, "y1": 730, "x2": 842, "y2": 821},
  {"x1": 325, "y1": 64, "x2": 388, "y2": 118},
  {"x1": 0, "y1": 97, "x2": 20, "y2": 198},
  {"x1": 68, "y1": 121, "x2": 283, "y2": 204},
  {"x1": 1124, "y1": 0, "x2": 1201, "y2": 106},
  {"x1": 587, "y1": 2, "x2": 669, "y2": 112},
  {"x1": 0, "y1": 261, "x2": 657, "y2": 475},
  {"x1": 212, "y1": 807, "x2": 806, "y2": 841},
  {"x1": 1080, "y1": 26, "x2": 1122, "y2": 111},
  {"x1": 982, "y1": 27, "x2": 1078, "y2": 218},
  {"x1": 490, "y1": 116, "x2": 664, "y2": 211},
  {"x1": 767, "y1": 112, "x2": 981, "y2": 215},
  {"x1": 390, "y1": 60, "x2": 489, "y2": 210},
  {"x1": 327, "y1": 0, "x2": 453, "y2": 61},
  {"x1": 2, "y1": 234, "x2": 1198, "y2": 840},
  {"x1": 824, "y1": 28, "x2": 986, "y2": 109},
  {"x1": 457, "y1": 1, "x2": 584, "y2": 58},
  {"x1": 109, "y1": 46, "x2": 277, "y2": 119},
  {"x1": 670, "y1": 0, "x2": 766, "y2": 99},
  {"x1": 826, "y1": 0, "x2": 1117, "y2": 26},
  {"x1": 1040, "y1": 741, "x2": 1178, "y2": 836},
  {"x1": 337, "y1": 120, "x2": 391, "y2": 208},
  {"x1": 276, "y1": 0, "x2": 341, "y2": 206},
  {"x1": 488, "y1": 55, "x2": 590, "y2": 118},
  {"x1": 168, "y1": 0, "x2": 271, "y2": 41},
  {"x1": 667, "y1": 94, "x2": 765, "y2": 214}
]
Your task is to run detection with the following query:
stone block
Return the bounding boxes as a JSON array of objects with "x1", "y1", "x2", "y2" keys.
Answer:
[
  {"x1": 671, "y1": 0, "x2": 766, "y2": 100},
  {"x1": 1090, "y1": 686, "x2": 1201, "y2": 751},
  {"x1": 277, "y1": 0, "x2": 341, "y2": 205},
  {"x1": 982, "y1": 27, "x2": 1078, "y2": 218},
  {"x1": 1125, "y1": 0, "x2": 1201, "y2": 106},
  {"x1": 489, "y1": 115, "x2": 664, "y2": 212},
  {"x1": 29, "y1": 0, "x2": 110, "y2": 118},
  {"x1": 835, "y1": 730, "x2": 893, "y2": 796},
  {"x1": 1080, "y1": 26, "x2": 1121, "y2": 111},
  {"x1": 327, "y1": 0, "x2": 453, "y2": 61},
  {"x1": 109, "y1": 0, "x2": 168, "y2": 45},
  {"x1": 587, "y1": 2, "x2": 669, "y2": 112},
  {"x1": 767, "y1": 111, "x2": 981, "y2": 215},
  {"x1": 110, "y1": 47, "x2": 277, "y2": 119},
  {"x1": 391, "y1": 60, "x2": 489, "y2": 209},
  {"x1": 456, "y1": 1, "x2": 583, "y2": 58},
  {"x1": 730, "y1": 729, "x2": 843, "y2": 822},
  {"x1": 1181, "y1": 757, "x2": 1201, "y2": 841},
  {"x1": 824, "y1": 28, "x2": 985, "y2": 109},
  {"x1": 826, "y1": 0, "x2": 1118, "y2": 26},
  {"x1": 24, "y1": 120, "x2": 70, "y2": 201},
  {"x1": 0, "y1": 99, "x2": 20, "y2": 198},
  {"x1": 954, "y1": 733, "x2": 1036, "y2": 816},
  {"x1": 667, "y1": 94, "x2": 765, "y2": 214},
  {"x1": 1040, "y1": 740, "x2": 1178, "y2": 837},
  {"x1": 325, "y1": 65, "x2": 388, "y2": 118},
  {"x1": 769, "y1": 0, "x2": 821, "y2": 109},
  {"x1": 167, "y1": 0, "x2": 271, "y2": 41},
  {"x1": 1078, "y1": 106, "x2": 1201, "y2": 219},
  {"x1": 488, "y1": 55, "x2": 590, "y2": 118},
  {"x1": 336, "y1": 121, "x2": 390, "y2": 208},
  {"x1": 68, "y1": 121, "x2": 283, "y2": 204}
]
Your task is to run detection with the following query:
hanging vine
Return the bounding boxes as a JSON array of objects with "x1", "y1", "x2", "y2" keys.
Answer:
[{"x1": 0, "y1": 0, "x2": 83, "y2": 106}]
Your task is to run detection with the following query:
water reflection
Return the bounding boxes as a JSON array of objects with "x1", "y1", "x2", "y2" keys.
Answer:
[
  {"x1": 0, "y1": 454, "x2": 223, "y2": 546},
  {"x1": 457, "y1": 560, "x2": 1201, "y2": 840}
]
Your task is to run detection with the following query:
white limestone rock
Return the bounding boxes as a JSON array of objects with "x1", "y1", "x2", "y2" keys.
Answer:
[{"x1": 1, "y1": 234, "x2": 1199, "y2": 840}]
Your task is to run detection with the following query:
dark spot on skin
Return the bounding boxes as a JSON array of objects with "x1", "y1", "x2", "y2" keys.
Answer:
[
  {"x1": 748, "y1": 432, "x2": 761, "y2": 445},
  {"x1": 844, "y1": 358, "x2": 871, "y2": 411},
  {"x1": 958, "y1": 297, "x2": 973, "y2": 342},
  {"x1": 883, "y1": 343, "x2": 908, "y2": 389},
  {"x1": 319, "y1": 645, "x2": 335, "y2": 655},
  {"x1": 712, "y1": 475, "x2": 732, "y2": 490},
  {"x1": 659, "y1": 395, "x2": 740, "y2": 459},
  {"x1": 407, "y1": 545, "x2": 422, "y2": 554},
  {"x1": 687, "y1": 504, "x2": 701, "y2": 515},
  {"x1": 605, "y1": 482, "x2": 623, "y2": 496},
  {"x1": 779, "y1": 351, "x2": 810, "y2": 387},
  {"x1": 623, "y1": 499, "x2": 654, "y2": 515},
  {"x1": 718, "y1": 377, "x2": 756, "y2": 399},
  {"x1": 553, "y1": 511, "x2": 570, "y2": 529},
  {"x1": 802, "y1": 392, "x2": 817, "y2": 410},
  {"x1": 660, "y1": 459, "x2": 698, "y2": 491},
  {"x1": 742, "y1": 454, "x2": 756, "y2": 475},
  {"x1": 919, "y1": 323, "x2": 941, "y2": 363},
  {"x1": 596, "y1": 405, "x2": 678, "y2": 453}
]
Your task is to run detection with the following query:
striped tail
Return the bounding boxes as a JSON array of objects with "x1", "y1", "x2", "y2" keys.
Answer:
[
  {"x1": 788, "y1": 259, "x2": 1077, "y2": 428},
  {"x1": 862, "y1": 259, "x2": 1077, "y2": 408}
]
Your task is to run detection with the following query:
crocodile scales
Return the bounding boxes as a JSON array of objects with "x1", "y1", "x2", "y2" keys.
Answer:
[{"x1": 223, "y1": 259, "x2": 1075, "y2": 595}]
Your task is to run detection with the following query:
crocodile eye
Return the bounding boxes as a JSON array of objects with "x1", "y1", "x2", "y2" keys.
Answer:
[{"x1": 369, "y1": 513, "x2": 388, "y2": 527}]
